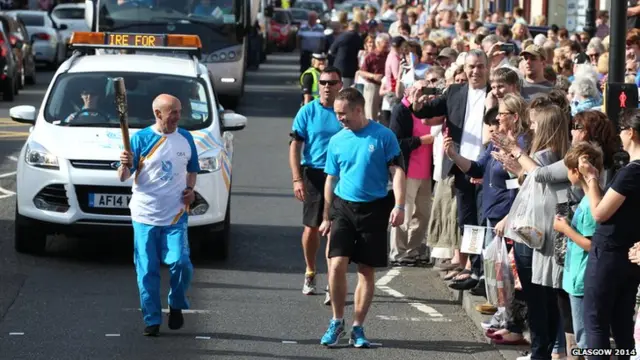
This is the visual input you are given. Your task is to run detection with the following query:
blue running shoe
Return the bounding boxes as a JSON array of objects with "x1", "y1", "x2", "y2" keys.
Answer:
[
  {"x1": 349, "y1": 326, "x2": 371, "y2": 348},
  {"x1": 320, "y1": 319, "x2": 345, "y2": 347}
]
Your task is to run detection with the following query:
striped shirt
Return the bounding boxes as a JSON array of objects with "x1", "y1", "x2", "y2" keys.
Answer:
[{"x1": 298, "y1": 23, "x2": 325, "y2": 53}]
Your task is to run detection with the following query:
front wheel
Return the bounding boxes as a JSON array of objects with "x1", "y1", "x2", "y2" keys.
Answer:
[
  {"x1": 197, "y1": 198, "x2": 231, "y2": 261},
  {"x1": 14, "y1": 205, "x2": 47, "y2": 254},
  {"x1": 3, "y1": 77, "x2": 14, "y2": 101}
]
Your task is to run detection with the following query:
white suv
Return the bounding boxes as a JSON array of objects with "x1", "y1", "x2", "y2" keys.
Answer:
[{"x1": 10, "y1": 32, "x2": 246, "y2": 260}]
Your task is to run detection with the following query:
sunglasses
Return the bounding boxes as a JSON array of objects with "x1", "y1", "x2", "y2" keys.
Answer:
[
  {"x1": 319, "y1": 80, "x2": 340, "y2": 86},
  {"x1": 618, "y1": 125, "x2": 631, "y2": 132},
  {"x1": 573, "y1": 123, "x2": 585, "y2": 130}
]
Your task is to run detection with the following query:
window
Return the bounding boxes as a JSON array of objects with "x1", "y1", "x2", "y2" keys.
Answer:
[
  {"x1": 44, "y1": 72, "x2": 213, "y2": 130},
  {"x1": 17, "y1": 14, "x2": 44, "y2": 27},
  {"x1": 53, "y1": 8, "x2": 85, "y2": 20},
  {"x1": 274, "y1": 11, "x2": 288, "y2": 24}
]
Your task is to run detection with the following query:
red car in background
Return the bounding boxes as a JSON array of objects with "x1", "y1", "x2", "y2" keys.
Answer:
[{"x1": 269, "y1": 8, "x2": 297, "y2": 52}]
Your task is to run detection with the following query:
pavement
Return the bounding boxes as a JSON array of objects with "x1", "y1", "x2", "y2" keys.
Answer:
[{"x1": 0, "y1": 53, "x2": 515, "y2": 360}]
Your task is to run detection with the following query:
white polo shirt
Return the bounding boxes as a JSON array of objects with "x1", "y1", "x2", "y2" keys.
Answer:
[{"x1": 129, "y1": 126, "x2": 200, "y2": 226}]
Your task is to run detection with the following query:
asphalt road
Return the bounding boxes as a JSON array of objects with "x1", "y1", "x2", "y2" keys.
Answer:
[{"x1": 0, "y1": 54, "x2": 505, "y2": 360}]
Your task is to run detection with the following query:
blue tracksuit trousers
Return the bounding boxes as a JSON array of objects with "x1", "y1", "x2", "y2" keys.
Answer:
[{"x1": 133, "y1": 220, "x2": 193, "y2": 326}]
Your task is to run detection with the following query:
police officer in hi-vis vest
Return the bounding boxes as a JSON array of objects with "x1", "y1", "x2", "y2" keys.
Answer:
[{"x1": 300, "y1": 53, "x2": 327, "y2": 105}]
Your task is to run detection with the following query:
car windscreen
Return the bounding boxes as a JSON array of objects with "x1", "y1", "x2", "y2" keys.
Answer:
[
  {"x1": 337, "y1": 2, "x2": 375, "y2": 12},
  {"x1": 44, "y1": 71, "x2": 213, "y2": 130},
  {"x1": 296, "y1": 1, "x2": 324, "y2": 13},
  {"x1": 53, "y1": 8, "x2": 85, "y2": 20},
  {"x1": 289, "y1": 9, "x2": 309, "y2": 20},
  {"x1": 17, "y1": 14, "x2": 44, "y2": 26}
]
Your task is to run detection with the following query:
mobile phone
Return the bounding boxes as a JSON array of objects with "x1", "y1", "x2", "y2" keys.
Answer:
[
  {"x1": 500, "y1": 43, "x2": 515, "y2": 53},
  {"x1": 422, "y1": 87, "x2": 437, "y2": 96}
]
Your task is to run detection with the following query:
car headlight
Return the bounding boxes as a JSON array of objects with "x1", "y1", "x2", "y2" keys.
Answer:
[
  {"x1": 198, "y1": 154, "x2": 222, "y2": 173},
  {"x1": 25, "y1": 141, "x2": 59, "y2": 169}
]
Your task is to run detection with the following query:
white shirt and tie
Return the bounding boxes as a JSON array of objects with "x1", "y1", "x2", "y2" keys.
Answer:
[{"x1": 459, "y1": 86, "x2": 487, "y2": 162}]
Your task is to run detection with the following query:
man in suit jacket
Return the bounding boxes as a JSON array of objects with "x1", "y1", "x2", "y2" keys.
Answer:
[{"x1": 411, "y1": 49, "x2": 490, "y2": 290}]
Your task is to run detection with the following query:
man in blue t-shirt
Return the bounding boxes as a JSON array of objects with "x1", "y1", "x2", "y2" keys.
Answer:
[
  {"x1": 118, "y1": 94, "x2": 201, "y2": 337},
  {"x1": 289, "y1": 67, "x2": 344, "y2": 304},
  {"x1": 318, "y1": 88, "x2": 406, "y2": 348}
]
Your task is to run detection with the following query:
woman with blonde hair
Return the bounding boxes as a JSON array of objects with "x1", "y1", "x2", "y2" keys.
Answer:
[
  {"x1": 443, "y1": 95, "x2": 531, "y2": 336},
  {"x1": 511, "y1": 23, "x2": 531, "y2": 48},
  {"x1": 354, "y1": 35, "x2": 375, "y2": 93},
  {"x1": 596, "y1": 52, "x2": 609, "y2": 76},
  {"x1": 493, "y1": 101, "x2": 571, "y2": 360}
]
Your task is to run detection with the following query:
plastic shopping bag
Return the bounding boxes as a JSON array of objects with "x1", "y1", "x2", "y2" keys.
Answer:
[
  {"x1": 508, "y1": 246, "x2": 521, "y2": 291},
  {"x1": 505, "y1": 175, "x2": 547, "y2": 249},
  {"x1": 483, "y1": 236, "x2": 514, "y2": 308}
]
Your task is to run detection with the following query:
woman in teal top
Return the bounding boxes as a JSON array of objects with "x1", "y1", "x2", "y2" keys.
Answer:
[{"x1": 553, "y1": 142, "x2": 603, "y2": 351}]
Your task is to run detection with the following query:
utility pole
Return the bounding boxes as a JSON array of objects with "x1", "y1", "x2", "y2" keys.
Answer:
[
  {"x1": 583, "y1": 0, "x2": 597, "y2": 38},
  {"x1": 605, "y1": 0, "x2": 635, "y2": 170},
  {"x1": 607, "y1": 0, "x2": 628, "y2": 92}
]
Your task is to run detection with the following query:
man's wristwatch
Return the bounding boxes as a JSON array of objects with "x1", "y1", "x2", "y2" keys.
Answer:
[{"x1": 186, "y1": 186, "x2": 193, "y2": 191}]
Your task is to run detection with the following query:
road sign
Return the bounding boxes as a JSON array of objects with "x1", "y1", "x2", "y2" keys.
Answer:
[{"x1": 604, "y1": 82, "x2": 639, "y2": 128}]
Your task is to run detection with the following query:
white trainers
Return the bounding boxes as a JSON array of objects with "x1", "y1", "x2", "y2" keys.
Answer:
[
  {"x1": 516, "y1": 355, "x2": 531, "y2": 360},
  {"x1": 302, "y1": 273, "x2": 316, "y2": 295},
  {"x1": 323, "y1": 286, "x2": 331, "y2": 305}
]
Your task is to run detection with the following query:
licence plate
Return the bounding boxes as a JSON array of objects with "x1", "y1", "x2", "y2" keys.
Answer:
[{"x1": 88, "y1": 193, "x2": 131, "y2": 208}]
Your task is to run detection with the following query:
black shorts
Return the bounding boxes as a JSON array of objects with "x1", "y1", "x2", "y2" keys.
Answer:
[
  {"x1": 302, "y1": 166, "x2": 327, "y2": 228},
  {"x1": 328, "y1": 193, "x2": 394, "y2": 268}
]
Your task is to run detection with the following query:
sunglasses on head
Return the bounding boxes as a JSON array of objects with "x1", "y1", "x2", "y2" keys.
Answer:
[
  {"x1": 618, "y1": 124, "x2": 631, "y2": 132},
  {"x1": 319, "y1": 80, "x2": 340, "y2": 86},
  {"x1": 573, "y1": 123, "x2": 584, "y2": 130}
]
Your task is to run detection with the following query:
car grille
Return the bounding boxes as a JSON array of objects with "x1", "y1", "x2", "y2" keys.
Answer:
[
  {"x1": 74, "y1": 185, "x2": 132, "y2": 215},
  {"x1": 34, "y1": 184, "x2": 70, "y2": 211},
  {"x1": 69, "y1": 160, "x2": 119, "y2": 171}
]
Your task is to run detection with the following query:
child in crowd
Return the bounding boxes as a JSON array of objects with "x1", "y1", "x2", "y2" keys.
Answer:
[{"x1": 553, "y1": 141, "x2": 604, "y2": 357}]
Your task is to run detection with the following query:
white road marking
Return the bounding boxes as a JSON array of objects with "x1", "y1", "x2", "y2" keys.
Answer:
[
  {"x1": 374, "y1": 268, "x2": 400, "y2": 286},
  {"x1": 376, "y1": 285, "x2": 405, "y2": 298},
  {"x1": 195, "y1": 336, "x2": 211, "y2": 340},
  {"x1": 9, "y1": 332, "x2": 24, "y2": 336},
  {"x1": 105, "y1": 334, "x2": 120, "y2": 337},
  {"x1": 376, "y1": 315, "x2": 452, "y2": 322},
  {"x1": 122, "y1": 308, "x2": 212, "y2": 314},
  {"x1": 408, "y1": 302, "x2": 444, "y2": 317},
  {"x1": 7, "y1": 156, "x2": 17, "y2": 162},
  {"x1": 281, "y1": 340, "x2": 297, "y2": 344},
  {"x1": 375, "y1": 268, "x2": 447, "y2": 320},
  {"x1": 0, "y1": 171, "x2": 16, "y2": 178},
  {"x1": 370, "y1": 342, "x2": 383, "y2": 347}
]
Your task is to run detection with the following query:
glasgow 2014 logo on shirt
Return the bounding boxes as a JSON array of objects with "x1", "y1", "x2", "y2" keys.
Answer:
[
  {"x1": 160, "y1": 160, "x2": 174, "y2": 181},
  {"x1": 368, "y1": 144, "x2": 375, "y2": 153}
]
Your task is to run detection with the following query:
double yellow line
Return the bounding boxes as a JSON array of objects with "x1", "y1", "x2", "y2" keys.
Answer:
[{"x1": 0, "y1": 117, "x2": 29, "y2": 138}]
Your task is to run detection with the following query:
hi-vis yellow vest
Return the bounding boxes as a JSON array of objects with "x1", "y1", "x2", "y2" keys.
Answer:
[{"x1": 300, "y1": 67, "x2": 320, "y2": 99}]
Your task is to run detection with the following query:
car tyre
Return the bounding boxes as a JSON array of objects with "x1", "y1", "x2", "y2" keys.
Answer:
[
  {"x1": 26, "y1": 67, "x2": 36, "y2": 85},
  {"x1": 3, "y1": 77, "x2": 15, "y2": 101},
  {"x1": 18, "y1": 66, "x2": 24, "y2": 90},
  {"x1": 14, "y1": 205, "x2": 47, "y2": 254},
  {"x1": 199, "y1": 197, "x2": 231, "y2": 261}
]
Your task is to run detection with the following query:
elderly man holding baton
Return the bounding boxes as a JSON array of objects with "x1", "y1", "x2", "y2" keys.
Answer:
[{"x1": 118, "y1": 93, "x2": 201, "y2": 337}]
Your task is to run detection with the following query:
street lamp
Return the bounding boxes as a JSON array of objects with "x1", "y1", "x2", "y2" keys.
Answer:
[{"x1": 583, "y1": 0, "x2": 597, "y2": 38}]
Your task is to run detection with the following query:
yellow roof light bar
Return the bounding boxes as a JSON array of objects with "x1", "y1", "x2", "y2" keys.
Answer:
[{"x1": 69, "y1": 32, "x2": 202, "y2": 54}]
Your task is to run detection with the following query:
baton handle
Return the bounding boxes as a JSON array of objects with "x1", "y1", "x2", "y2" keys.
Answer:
[{"x1": 113, "y1": 77, "x2": 131, "y2": 153}]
